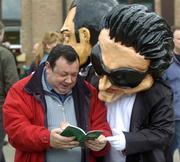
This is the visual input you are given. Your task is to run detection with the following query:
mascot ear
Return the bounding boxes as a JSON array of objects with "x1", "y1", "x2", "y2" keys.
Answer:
[{"x1": 78, "y1": 27, "x2": 90, "y2": 43}]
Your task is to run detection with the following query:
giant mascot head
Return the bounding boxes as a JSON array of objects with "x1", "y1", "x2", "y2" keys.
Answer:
[
  {"x1": 91, "y1": 4, "x2": 174, "y2": 102},
  {"x1": 61, "y1": 0, "x2": 119, "y2": 66}
]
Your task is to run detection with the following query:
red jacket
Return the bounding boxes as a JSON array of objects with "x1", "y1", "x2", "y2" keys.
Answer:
[{"x1": 3, "y1": 66, "x2": 111, "y2": 162}]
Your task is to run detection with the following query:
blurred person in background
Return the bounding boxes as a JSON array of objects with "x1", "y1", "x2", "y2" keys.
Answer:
[
  {"x1": 2, "y1": 41, "x2": 19, "y2": 73},
  {"x1": 31, "y1": 42, "x2": 40, "y2": 57},
  {"x1": 164, "y1": 26, "x2": 180, "y2": 162},
  {"x1": 28, "y1": 31, "x2": 61, "y2": 74},
  {"x1": 27, "y1": 42, "x2": 40, "y2": 74},
  {"x1": 0, "y1": 21, "x2": 19, "y2": 162}
]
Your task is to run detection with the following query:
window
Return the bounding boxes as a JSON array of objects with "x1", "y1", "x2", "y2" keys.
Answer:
[
  {"x1": 2, "y1": 0, "x2": 21, "y2": 20},
  {"x1": 4, "y1": 26, "x2": 20, "y2": 44},
  {"x1": 0, "y1": 0, "x2": 21, "y2": 46}
]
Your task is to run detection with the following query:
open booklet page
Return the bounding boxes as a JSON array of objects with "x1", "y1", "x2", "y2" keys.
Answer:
[{"x1": 61, "y1": 125, "x2": 103, "y2": 145}]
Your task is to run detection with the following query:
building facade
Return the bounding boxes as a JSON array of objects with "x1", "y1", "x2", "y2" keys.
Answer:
[{"x1": 0, "y1": 0, "x2": 179, "y2": 65}]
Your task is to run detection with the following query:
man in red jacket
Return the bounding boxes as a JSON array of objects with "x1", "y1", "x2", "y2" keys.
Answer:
[{"x1": 3, "y1": 44, "x2": 111, "y2": 162}]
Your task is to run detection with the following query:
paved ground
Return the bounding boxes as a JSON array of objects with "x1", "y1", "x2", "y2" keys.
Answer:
[{"x1": 2, "y1": 139, "x2": 180, "y2": 162}]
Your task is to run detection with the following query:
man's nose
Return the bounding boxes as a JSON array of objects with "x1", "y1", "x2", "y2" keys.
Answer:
[{"x1": 65, "y1": 75, "x2": 73, "y2": 84}]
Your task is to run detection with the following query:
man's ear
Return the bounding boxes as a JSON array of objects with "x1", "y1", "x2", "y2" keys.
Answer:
[{"x1": 78, "y1": 27, "x2": 90, "y2": 43}]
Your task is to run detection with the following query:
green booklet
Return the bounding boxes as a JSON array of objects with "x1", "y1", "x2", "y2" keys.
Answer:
[{"x1": 61, "y1": 125, "x2": 103, "y2": 146}]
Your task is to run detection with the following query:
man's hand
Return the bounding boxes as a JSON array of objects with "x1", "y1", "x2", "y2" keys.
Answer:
[
  {"x1": 85, "y1": 135, "x2": 107, "y2": 151},
  {"x1": 50, "y1": 128, "x2": 79, "y2": 149}
]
